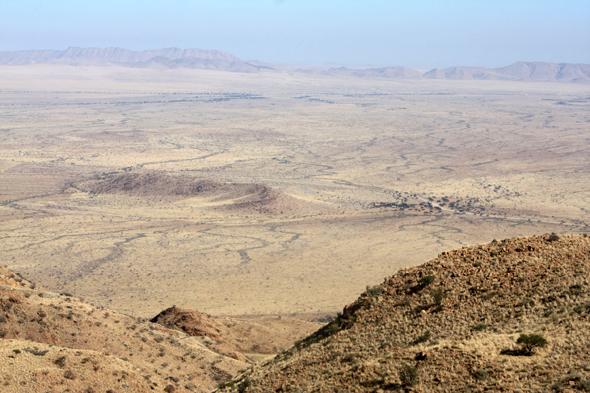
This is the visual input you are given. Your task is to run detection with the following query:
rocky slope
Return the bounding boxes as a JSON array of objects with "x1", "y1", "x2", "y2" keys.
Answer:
[
  {"x1": 217, "y1": 234, "x2": 590, "y2": 392},
  {"x1": 0, "y1": 279, "x2": 247, "y2": 392},
  {"x1": 0, "y1": 264, "x2": 318, "y2": 392}
]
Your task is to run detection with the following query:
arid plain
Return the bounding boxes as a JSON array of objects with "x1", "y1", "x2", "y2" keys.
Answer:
[{"x1": 1, "y1": 65, "x2": 589, "y2": 318}]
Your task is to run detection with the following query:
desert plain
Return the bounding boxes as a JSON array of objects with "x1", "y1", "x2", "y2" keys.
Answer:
[{"x1": 0, "y1": 64, "x2": 589, "y2": 319}]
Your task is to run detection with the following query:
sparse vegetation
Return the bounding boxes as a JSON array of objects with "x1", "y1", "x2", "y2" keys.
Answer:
[
  {"x1": 516, "y1": 334, "x2": 548, "y2": 355},
  {"x1": 54, "y1": 356, "x2": 67, "y2": 367},
  {"x1": 399, "y1": 364, "x2": 419, "y2": 386},
  {"x1": 238, "y1": 378, "x2": 251, "y2": 393},
  {"x1": 414, "y1": 330, "x2": 431, "y2": 344},
  {"x1": 366, "y1": 285, "x2": 384, "y2": 297},
  {"x1": 420, "y1": 275, "x2": 436, "y2": 286},
  {"x1": 431, "y1": 288, "x2": 445, "y2": 306}
]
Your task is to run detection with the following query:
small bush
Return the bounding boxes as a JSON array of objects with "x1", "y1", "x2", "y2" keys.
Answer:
[
  {"x1": 238, "y1": 378, "x2": 251, "y2": 393},
  {"x1": 342, "y1": 353, "x2": 356, "y2": 362},
  {"x1": 64, "y1": 369, "x2": 76, "y2": 380},
  {"x1": 570, "y1": 284, "x2": 582, "y2": 296},
  {"x1": 472, "y1": 369, "x2": 489, "y2": 380},
  {"x1": 399, "y1": 364, "x2": 419, "y2": 386},
  {"x1": 366, "y1": 285, "x2": 384, "y2": 297},
  {"x1": 54, "y1": 356, "x2": 67, "y2": 367},
  {"x1": 431, "y1": 288, "x2": 445, "y2": 305},
  {"x1": 24, "y1": 348, "x2": 48, "y2": 356},
  {"x1": 473, "y1": 324, "x2": 488, "y2": 331},
  {"x1": 517, "y1": 334, "x2": 547, "y2": 355},
  {"x1": 420, "y1": 275, "x2": 436, "y2": 286},
  {"x1": 415, "y1": 330, "x2": 431, "y2": 344}
]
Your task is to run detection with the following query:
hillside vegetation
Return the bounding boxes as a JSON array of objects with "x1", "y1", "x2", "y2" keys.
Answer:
[{"x1": 218, "y1": 234, "x2": 590, "y2": 392}]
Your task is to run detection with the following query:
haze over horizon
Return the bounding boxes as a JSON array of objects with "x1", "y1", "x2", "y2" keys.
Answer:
[{"x1": 1, "y1": 0, "x2": 589, "y2": 69}]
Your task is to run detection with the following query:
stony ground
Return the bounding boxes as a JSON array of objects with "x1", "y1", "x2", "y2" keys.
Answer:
[{"x1": 217, "y1": 234, "x2": 590, "y2": 392}]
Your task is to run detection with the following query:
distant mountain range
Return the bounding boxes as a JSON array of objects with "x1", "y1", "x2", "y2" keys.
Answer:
[
  {"x1": 0, "y1": 46, "x2": 266, "y2": 72},
  {"x1": 1, "y1": 47, "x2": 588, "y2": 83}
]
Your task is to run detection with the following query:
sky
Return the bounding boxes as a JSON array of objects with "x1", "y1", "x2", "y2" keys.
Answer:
[{"x1": 1, "y1": 0, "x2": 589, "y2": 68}]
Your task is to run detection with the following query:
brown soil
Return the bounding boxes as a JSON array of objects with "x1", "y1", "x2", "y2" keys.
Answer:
[{"x1": 218, "y1": 234, "x2": 590, "y2": 392}]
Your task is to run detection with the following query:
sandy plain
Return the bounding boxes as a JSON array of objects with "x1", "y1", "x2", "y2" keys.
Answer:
[{"x1": 0, "y1": 64, "x2": 589, "y2": 318}]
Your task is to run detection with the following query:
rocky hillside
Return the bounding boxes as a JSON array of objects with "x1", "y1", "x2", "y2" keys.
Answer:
[
  {"x1": 217, "y1": 234, "x2": 590, "y2": 392},
  {"x1": 0, "y1": 279, "x2": 246, "y2": 392},
  {"x1": 0, "y1": 264, "x2": 318, "y2": 392}
]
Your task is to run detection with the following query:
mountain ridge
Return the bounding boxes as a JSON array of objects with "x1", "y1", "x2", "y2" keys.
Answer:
[{"x1": 0, "y1": 47, "x2": 588, "y2": 82}]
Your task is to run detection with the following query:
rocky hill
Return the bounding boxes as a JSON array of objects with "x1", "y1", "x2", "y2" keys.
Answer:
[
  {"x1": 0, "y1": 280, "x2": 246, "y2": 392},
  {"x1": 0, "y1": 267, "x2": 316, "y2": 392},
  {"x1": 79, "y1": 171, "x2": 335, "y2": 216},
  {"x1": 217, "y1": 234, "x2": 590, "y2": 392}
]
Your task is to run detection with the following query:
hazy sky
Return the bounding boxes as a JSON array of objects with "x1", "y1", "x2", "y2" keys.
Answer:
[{"x1": 1, "y1": 0, "x2": 589, "y2": 68}]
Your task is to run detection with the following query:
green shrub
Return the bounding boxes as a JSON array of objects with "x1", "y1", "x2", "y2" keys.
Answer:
[
  {"x1": 366, "y1": 285, "x2": 384, "y2": 297},
  {"x1": 432, "y1": 288, "x2": 445, "y2": 305},
  {"x1": 415, "y1": 330, "x2": 431, "y2": 344},
  {"x1": 517, "y1": 334, "x2": 547, "y2": 355},
  {"x1": 420, "y1": 275, "x2": 435, "y2": 286},
  {"x1": 54, "y1": 356, "x2": 66, "y2": 367},
  {"x1": 473, "y1": 324, "x2": 488, "y2": 331},
  {"x1": 238, "y1": 378, "x2": 251, "y2": 393},
  {"x1": 472, "y1": 369, "x2": 489, "y2": 380},
  {"x1": 399, "y1": 364, "x2": 419, "y2": 386}
]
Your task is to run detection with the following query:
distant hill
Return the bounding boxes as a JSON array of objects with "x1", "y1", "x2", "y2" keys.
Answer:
[
  {"x1": 298, "y1": 66, "x2": 423, "y2": 79},
  {"x1": 0, "y1": 47, "x2": 588, "y2": 82},
  {"x1": 424, "y1": 61, "x2": 590, "y2": 83},
  {"x1": 0, "y1": 46, "x2": 266, "y2": 72},
  {"x1": 217, "y1": 234, "x2": 590, "y2": 392}
]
